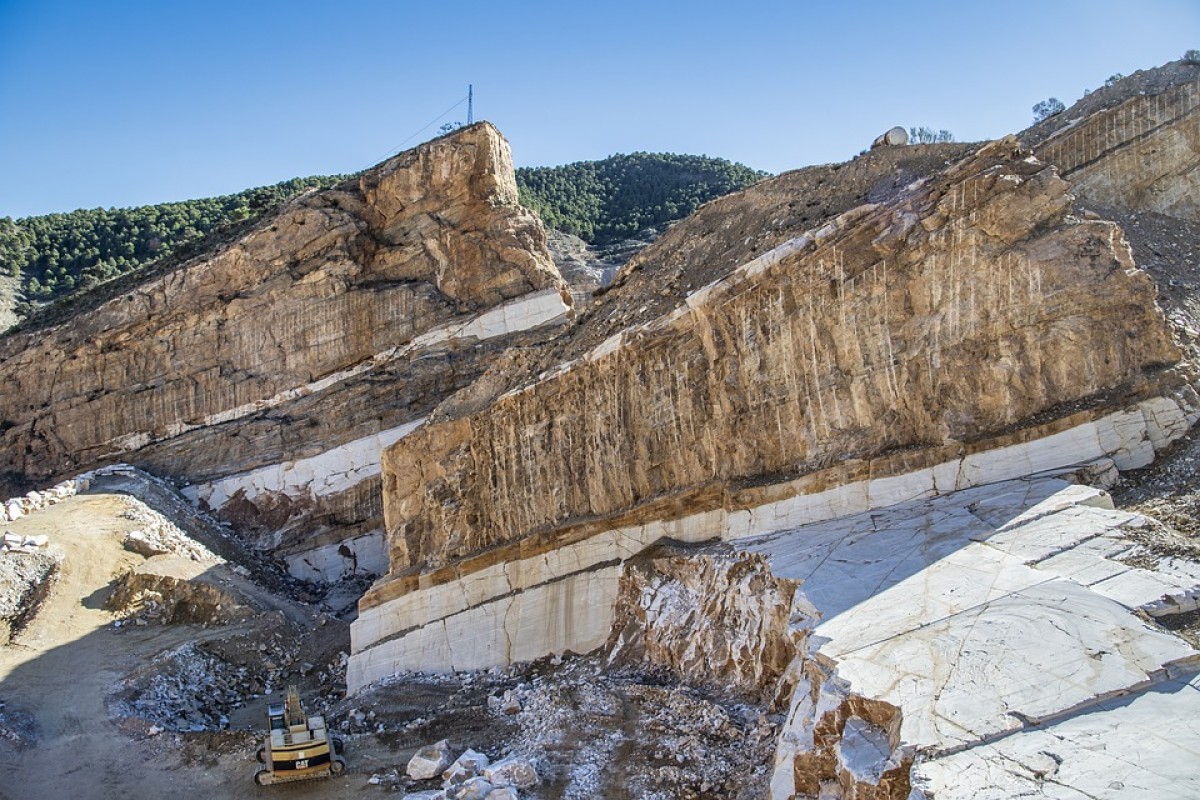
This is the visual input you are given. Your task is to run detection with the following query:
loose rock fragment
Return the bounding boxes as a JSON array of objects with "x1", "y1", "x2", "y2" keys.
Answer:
[
  {"x1": 407, "y1": 738, "x2": 453, "y2": 780},
  {"x1": 483, "y1": 757, "x2": 538, "y2": 789}
]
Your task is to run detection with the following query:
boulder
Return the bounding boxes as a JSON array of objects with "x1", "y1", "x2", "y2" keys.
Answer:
[
  {"x1": 483, "y1": 757, "x2": 539, "y2": 789},
  {"x1": 443, "y1": 748, "x2": 490, "y2": 784},
  {"x1": 123, "y1": 531, "x2": 170, "y2": 558},
  {"x1": 445, "y1": 777, "x2": 493, "y2": 800},
  {"x1": 407, "y1": 739, "x2": 453, "y2": 780},
  {"x1": 485, "y1": 788, "x2": 519, "y2": 800}
]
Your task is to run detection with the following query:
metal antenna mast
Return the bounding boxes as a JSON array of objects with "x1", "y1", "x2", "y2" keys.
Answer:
[{"x1": 467, "y1": 85, "x2": 473, "y2": 125}]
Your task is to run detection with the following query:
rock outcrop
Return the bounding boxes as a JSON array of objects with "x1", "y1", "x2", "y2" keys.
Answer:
[
  {"x1": 350, "y1": 128, "x2": 1194, "y2": 688},
  {"x1": 605, "y1": 548, "x2": 802, "y2": 700},
  {"x1": 0, "y1": 123, "x2": 569, "y2": 581},
  {"x1": 1025, "y1": 60, "x2": 1200, "y2": 221}
]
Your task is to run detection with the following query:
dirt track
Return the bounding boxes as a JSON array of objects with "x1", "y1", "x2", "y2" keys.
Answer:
[
  {"x1": 0, "y1": 492, "x2": 384, "y2": 799},
  {"x1": 0, "y1": 489, "x2": 775, "y2": 800}
]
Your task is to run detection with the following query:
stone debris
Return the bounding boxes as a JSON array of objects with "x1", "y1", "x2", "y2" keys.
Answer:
[
  {"x1": 407, "y1": 738, "x2": 453, "y2": 780},
  {"x1": 0, "y1": 548, "x2": 60, "y2": 641},
  {"x1": 445, "y1": 777, "x2": 493, "y2": 800},
  {"x1": 0, "y1": 531, "x2": 48, "y2": 553},
  {"x1": 443, "y1": 748, "x2": 490, "y2": 784},
  {"x1": 122, "y1": 530, "x2": 171, "y2": 558},
  {"x1": 482, "y1": 757, "x2": 538, "y2": 789},
  {"x1": 105, "y1": 565, "x2": 253, "y2": 627},
  {"x1": 486, "y1": 690, "x2": 522, "y2": 715},
  {"x1": 111, "y1": 617, "x2": 325, "y2": 732},
  {"x1": 0, "y1": 700, "x2": 39, "y2": 748},
  {"x1": 1, "y1": 476, "x2": 88, "y2": 521},
  {"x1": 118, "y1": 496, "x2": 221, "y2": 563},
  {"x1": 367, "y1": 768, "x2": 402, "y2": 787},
  {"x1": 489, "y1": 657, "x2": 771, "y2": 799}
]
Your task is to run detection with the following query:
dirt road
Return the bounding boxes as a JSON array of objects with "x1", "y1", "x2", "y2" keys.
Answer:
[{"x1": 0, "y1": 492, "x2": 379, "y2": 799}]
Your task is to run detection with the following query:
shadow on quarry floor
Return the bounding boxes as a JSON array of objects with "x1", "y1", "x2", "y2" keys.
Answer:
[{"x1": 0, "y1": 487, "x2": 360, "y2": 799}]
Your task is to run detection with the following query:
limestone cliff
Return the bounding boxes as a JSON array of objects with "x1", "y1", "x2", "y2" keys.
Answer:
[
  {"x1": 350, "y1": 128, "x2": 1194, "y2": 689},
  {"x1": 1025, "y1": 60, "x2": 1200, "y2": 221},
  {"x1": 380, "y1": 137, "x2": 1179, "y2": 574},
  {"x1": 0, "y1": 123, "x2": 569, "y2": 581}
]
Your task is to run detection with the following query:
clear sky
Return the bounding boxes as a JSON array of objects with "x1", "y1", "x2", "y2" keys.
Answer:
[{"x1": 1, "y1": 0, "x2": 1197, "y2": 218}]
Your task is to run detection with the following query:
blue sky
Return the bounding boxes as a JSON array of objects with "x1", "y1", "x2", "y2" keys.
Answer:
[{"x1": 1, "y1": 0, "x2": 1197, "y2": 218}]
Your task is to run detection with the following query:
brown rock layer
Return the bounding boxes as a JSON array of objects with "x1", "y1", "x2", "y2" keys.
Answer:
[
  {"x1": 379, "y1": 137, "x2": 1181, "y2": 575},
  {"x1": 1033, "y1": 75, "x2": 1200, "y2": 220},
  {"x1": 604, "y1": 548, "x2": 802, "y2": 700},
  {"x1": 0, "y1": 123, "x2": 567, "y2": 576}
]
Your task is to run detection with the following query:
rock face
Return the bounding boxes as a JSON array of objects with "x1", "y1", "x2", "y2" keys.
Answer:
[
  {"x1": 349, "y1": 131, "x2": 1192, "y2": 689},
  {"x1": 0, "y1": 123, "x2": 569, "y2": 580},
  {"x1": 605, "y1": 549, "x2": 802, "y2": 699},
  {"x1": 381, "y1": 138, "x2": 1179, "y2": 573},
  {"x1": 744, "y1": 475, "x2": 1200, "y2": 799},
  {"x1": 1026, "y1": 62, "x2": 1200, "y2": 221}
]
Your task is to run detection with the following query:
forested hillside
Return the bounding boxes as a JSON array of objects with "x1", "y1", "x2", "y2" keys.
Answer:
[
  {"x1": 0, "y1": 152, "x2": 765, "y2": 323},
  {"x1": 0, "y1": 176, "x2": 346, "y2": 312},
  {"x1": 516, "y1": 153, "x2": 766, "y2": 244}
]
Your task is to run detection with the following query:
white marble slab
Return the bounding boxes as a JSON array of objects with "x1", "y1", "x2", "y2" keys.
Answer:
[
  {"x1": 827, "y1": 579, "x2": 1197, "y2": 752},
  {"x1": 911, "y1": 673, "x2": 1200, "y2": 799},
  {"x1": 187, "y1": 418, "x2": 425, "y2": 510},
  {"x1": 738, "y1": 474, "x2": 1200, "y2": 759}
]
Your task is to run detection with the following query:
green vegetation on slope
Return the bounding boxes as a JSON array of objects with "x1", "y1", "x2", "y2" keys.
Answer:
[
  {"x1": 516, "y1": 152, "x2": 767, "y2": 245},
  {"x1": 0, "y1": 176, "x2": 347, "y2": 312}
]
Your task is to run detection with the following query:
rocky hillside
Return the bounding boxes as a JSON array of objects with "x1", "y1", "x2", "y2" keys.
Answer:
[
  {"x1": 3, "y1": 57, "x2": 1200, "y2": 800},
  {"x1": 0, "y1": 123, "x2": 570, "y2": 583},
  {"x1": 350, "y1": 60, "x2": 1200, "y2": 799}
]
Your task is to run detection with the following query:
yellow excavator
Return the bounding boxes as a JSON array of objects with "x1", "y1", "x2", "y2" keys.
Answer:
[{"x1": 254, "y1": 686, "x2": 346, "y2": 785}]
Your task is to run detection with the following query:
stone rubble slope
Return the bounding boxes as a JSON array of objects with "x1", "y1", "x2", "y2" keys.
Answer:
[{"x1": 0, "y1": 550, "x2": 59, "y2": 643}]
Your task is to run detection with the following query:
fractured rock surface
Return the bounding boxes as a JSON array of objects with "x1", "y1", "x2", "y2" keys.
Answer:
[
  {"x1": 736, "y1": 475, "x2": 1200, "y2": 799},
  {"x1": 0, "y1": 123, "x2": 569, "y2": 580},
  {"x1": 352, "y1": 134, "x2": 1189, "y2": 687}
]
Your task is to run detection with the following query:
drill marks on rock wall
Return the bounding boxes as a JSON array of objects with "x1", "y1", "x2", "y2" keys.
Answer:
[
  {"x1": 1039, "y1": 80, "x2": 1200, "y2": 175},
  {"x1": 1037, "y1": 80, "x2": 1200, "y2": 220},
  {"x1": 386, "y1": 140, "x2": 1180, "y2": 571}
]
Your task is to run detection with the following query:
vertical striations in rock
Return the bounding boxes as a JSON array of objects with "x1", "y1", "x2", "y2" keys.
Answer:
[
  {"x1": 1027, "y1": 67, "x2": 1200, "y2": 221},
  {"x1": 377, "y1": 137, "x2": 1180, "y2": 575},
  {"x1": 0, "y1": 122, "x2": 570, "y2": 580},
  {"x1": 350, "y1": 132, "x2": 1191, "y2": 690}
]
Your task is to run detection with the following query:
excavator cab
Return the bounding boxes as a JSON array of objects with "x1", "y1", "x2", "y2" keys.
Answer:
[{"x1": 254, "y1": 686, "x2": 346, "y2": 786}]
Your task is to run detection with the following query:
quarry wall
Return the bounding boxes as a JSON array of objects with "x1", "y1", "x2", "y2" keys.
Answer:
[
  {"x1": 0, "y1": 123, "x2": 570, "y2": 581},
  {"x1": 349, "y1": 130, "x2": 1196, "y2": 689}
]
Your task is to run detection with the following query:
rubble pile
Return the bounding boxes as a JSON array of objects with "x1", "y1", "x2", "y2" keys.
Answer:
[
  {"x1": 114, "y1": 641, "x2": 260, "y2": 732},
  {"x1": 113, "y1": 620, "x2": 316, "y2": 732},
  {"x1": 0, "y1": 532, "x2": 48, "y2": 554},
  {"x1": 493, "y1": 658, "x2": 771, "y2": 799},
  {"x1": 0, "y1": 548, "x2": 60, "y2": 641},
  {"x1": 2, "y1": 475, "x2": 87, "y2": 522},
  {"x1": 118, "y1": 496, "x2": 222, "y2": 563},
  {"x1": 0, "y1": 700, "x2": 38, "y2": 748},
  {"x1": 393, "y1": 739, "x2": 538, "y2": 799},
  {"x1": 106, "y1": 568, "x2": 252, "y2": 627}
]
